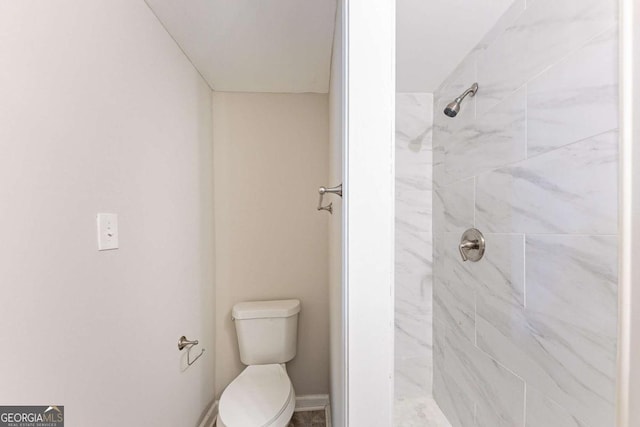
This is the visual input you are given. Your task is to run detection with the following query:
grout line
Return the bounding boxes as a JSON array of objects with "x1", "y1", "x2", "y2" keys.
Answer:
[
  {"x1": 523, "y1": 382, "x2": 527, "y2": 426},
  {"x1": 436, "y1": 110, "x2": 617, "y2": 189},
  {"x1": 524, "y1": 83, "x2": 528, "y2": 159},
  {"x1": 440, "y1": 231, "x2": 617, "y2": 237},
  {"x1": 521, "y1": 127, "x2": 619, "y2": 162},
  {"x1": 525, "y1": 23, "x2": 619, "y2": 89},
  {"x1": 523, "y1": 232, "x2": 618, "y2": 236},
  {"x1": 477, "y1": 23, "x2": 617, "y2": 116},
  {"x1": 443, "y1": 125, "x2": 619, "y2": 186},
  {"x1": 473, "y1": 402, "x2": 478, "y2": 425},
  {"x1": 523, "y1": 234, "x2": 527, "y2": 309},
  {"x1": 474, "y1": 289, "x2": 478, "y2": 347},
  {"x1": 473, "y1": 176, "x2": 477, "y2": 228}
]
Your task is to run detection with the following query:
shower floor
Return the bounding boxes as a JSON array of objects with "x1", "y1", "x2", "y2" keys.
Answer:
[{"x1": 394, "y1": 396, "x2": 451, "y2": 427}]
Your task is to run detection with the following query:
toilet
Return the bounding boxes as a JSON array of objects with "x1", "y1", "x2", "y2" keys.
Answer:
[{"x1": 217, "y1": 299, "x2": 301, "y2": 427}]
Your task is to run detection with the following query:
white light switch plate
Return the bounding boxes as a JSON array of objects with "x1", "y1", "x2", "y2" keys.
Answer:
[{"x1": 97, "y1": 213, "x2": 118, "y2": 251}]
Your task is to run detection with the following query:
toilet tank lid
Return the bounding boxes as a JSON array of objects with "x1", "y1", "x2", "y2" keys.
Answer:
[{"x1": 232, "y1": 299, "x2": 301, "y2": 320}]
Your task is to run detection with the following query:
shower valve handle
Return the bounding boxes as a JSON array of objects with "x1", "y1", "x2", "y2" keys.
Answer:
[
  {"x1": 459, "y1": 240, "x2": 479, "y2": 262},
  {"x1": 458, "y1": 228, "x2": 486, "y2": 262}
]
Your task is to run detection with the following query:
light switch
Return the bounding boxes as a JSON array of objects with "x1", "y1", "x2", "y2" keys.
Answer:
[{"x1": 97, "y1": 213, "x2": 118, "y2": 251}]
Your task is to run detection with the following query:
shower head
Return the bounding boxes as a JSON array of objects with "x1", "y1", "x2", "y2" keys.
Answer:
[
  {"x1": 443, "y1": 100, "x2": 461, "y2": 118},
  {"x1": 443, "y1": 83, "x2": 479, "y2": 118}
]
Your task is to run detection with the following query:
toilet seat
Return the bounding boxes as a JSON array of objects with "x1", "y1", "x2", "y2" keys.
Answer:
[{"x1": 217, "y1": 364, "x2": 295, "y2": 427}]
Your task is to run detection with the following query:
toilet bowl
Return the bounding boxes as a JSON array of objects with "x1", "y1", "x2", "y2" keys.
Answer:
[
  {"x1": 217, "y1": 364, "x2": 295, "y2": 427},
  {"x1": 216, "y1": 299, "x2": 301, "y2": 427}
]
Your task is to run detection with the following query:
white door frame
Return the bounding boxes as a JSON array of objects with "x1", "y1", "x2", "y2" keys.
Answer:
[
  {"x1": 343, "y1": 0, "x2": 395, "y2": 425},
  {"x1": 617, "y1": 0, "x2": 640, "y2": 424}
]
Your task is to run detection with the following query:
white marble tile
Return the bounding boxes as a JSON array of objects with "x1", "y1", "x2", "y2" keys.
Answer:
[
  {"x1": 396, "y1": 263, "x2": 432, "y2": 362},
  {"x1": 444, "y1": 328, "x2": 525, "y2": 427},
  {"x1": 433, "y1": 319, "x2": 445, "y2": 370},
  {"x1": 436, "y1": 178, "x2": 474, "y2": 232},
  {"x1": 431, "y1": 230, "x2": 445, "y2": 305},
  {"x1": 473, "y1": 0, "x2": 526, "y2": 55},
  {"x1": 432, "y1": 124, "x2": 445, "y2": 167},
  {"x1": 432, "y1": 187, "x2": 444, "y2": 234},
  {"x1": 397, "y1": 93, "x2": 434, "y2": 193},
  {"x1": 397, "y1": 189, "x2": 432, "y2": 234},
  {"x1": 476, "y1": 235, "x2": 617, "y2": 426},
  {"x1": 395, "y1": 317, "x2": 431, "y2": 362},
  {"x1": 397, "y1": 93, "x2": 434, "y2": 142},
  {"x1": 441, "y1": 232, "x2": 473, "y2": 286},
  {"x1": 433, "y1": 56, "x2": 477, "y2": 186},
  {"x1": 445, "y1": 87, "x2": 526, "y2": 181},
  {"x1": 451, "y1": 233, "x2": 526, "y2": 318},
  {"x1": 397, "y1": 149, "x2": 433, "y2": 193},
  {"x1": 526, "y1": 386, "x2": 591, "y2": 427},
  {"x1": 433, "y1": 163, "x2": 459, "y2": 189},
  {"x1": 433, "y1": 322, "x2": 474, "y2": 427},
  {"x1": 526, "y1": 235, "x2": 617, "y2": 359},
  {"x1": 476, "y1": 0, "x2": 617, "y2": 114},
  {"x1": 433, "y1": 370, "x2": 475, "y2": 427},
  {"x1": 396, "y1": 270, "x2": 432, "y2": 304},
  {"x1": 433, "y1": 277, "x2": 475, "y2": 344},
  {"x1": 527, "y1": 28, "x2": 618, "y2": 156},
  {"x1": 396, "y1": 270, "x2": 432, "y2": 359},
  {"x1": 396, "y1": 92, "x2": 434, "y2": 407},
  {"x1": 396, "y1": 356, "x2": 433, "y2": 400},
  {"x1": 475, "y1": 234, "x2": 524, "y2": 305},
  {"x1": 475, "y1": 130, "x2": 618, "y2": 234},
  {"x1": 396, "y1": 230, "x2": 432, "y2": 275},
  {"x1": 397, "y1": 159, "x2": 432, "y2": 193},
  {"x1": 433, "y1": 0, "x2": 618, "y2": 425},
  {"x1": 394, "y1": 396, "x2": 452, "y2": 427},
  {"x1": 526, "y1": 235, "x2": 617, "y2": 423}
]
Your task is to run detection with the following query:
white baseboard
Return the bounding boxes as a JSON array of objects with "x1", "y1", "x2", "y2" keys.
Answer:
[
  {"x1": 198, "y1": 400, "x2": 218, "y2": 427},
  {"x1": 201, "y1": 394, "x2": 331, "y2": 426},
  {"x1": 294, "y1": 394, "x2": 330, "y2": 412}
]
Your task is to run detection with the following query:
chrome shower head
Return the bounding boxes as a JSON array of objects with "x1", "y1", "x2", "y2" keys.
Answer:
[
  {"x1": 443, "y1": 83, "x2": 479, "y2": 118},
  {"x1": 443, "y1": 100, "x2": 460, "y2": 117}
]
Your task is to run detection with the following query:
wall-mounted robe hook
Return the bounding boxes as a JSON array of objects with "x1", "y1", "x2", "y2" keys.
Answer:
[
  {"x1": 317, "y1": 184, "x2": 342, "y2": 214},
  {"x1": 178, "y1": 335, "x2": 205, "y2": 366}
]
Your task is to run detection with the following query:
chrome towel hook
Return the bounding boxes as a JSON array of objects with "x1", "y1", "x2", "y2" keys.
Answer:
[
  {"x1": 178, "y1": 336, "x2": 205, "y2": 366},
  {"x1": 317, "y1": 184, "x2": 342, "y2": 214}
]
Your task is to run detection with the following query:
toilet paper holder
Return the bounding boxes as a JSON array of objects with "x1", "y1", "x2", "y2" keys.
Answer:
[{"x1": 178, "y1": 336, "x2": 205, "y2": 366}]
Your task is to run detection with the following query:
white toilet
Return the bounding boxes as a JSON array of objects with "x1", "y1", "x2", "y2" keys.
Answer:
[{"x1": 217, "y1": 299, "x2": 301, "y2": 427}]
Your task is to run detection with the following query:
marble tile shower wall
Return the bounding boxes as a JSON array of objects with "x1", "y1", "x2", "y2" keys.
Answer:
[
  {"x1": 395, "y1": 93, "x2": 434, "y2": 401},
  {"x1": 431, "y1": 0, "x2": 618, "y2": 426}
]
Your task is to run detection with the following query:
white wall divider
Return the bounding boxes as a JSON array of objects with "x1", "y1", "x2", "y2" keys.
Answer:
[
  {"x1": 344, "y1": 0, "x2": 395, "y2": 426},
  {"x1": 618, "y1": 0, "x2": 640, "y2": 424}
]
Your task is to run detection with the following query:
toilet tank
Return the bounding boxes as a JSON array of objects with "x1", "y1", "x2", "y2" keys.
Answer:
[{"x1": 232, "y1": 299, "x2": 300, "y2": 365}]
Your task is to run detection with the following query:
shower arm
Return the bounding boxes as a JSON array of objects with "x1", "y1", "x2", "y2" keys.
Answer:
[{"x1": 456, "y1": 83, "x2": 479, "y2": 103}]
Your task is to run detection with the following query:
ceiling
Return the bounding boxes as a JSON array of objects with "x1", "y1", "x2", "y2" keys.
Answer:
[
  {"x1": 144, "y1": 0, "x2": 337, "y2": 93},
  {"x1": 396, "y1": 0, "x2": 515, "y2": 92},
  {"x1": 145, "y1": 0, "x2": 514, "y2": 94}
]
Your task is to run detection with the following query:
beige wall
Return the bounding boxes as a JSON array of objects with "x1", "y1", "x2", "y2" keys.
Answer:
[
  {"x1": 213, "y1": 92, "x2": 330, "y2": 397},
  {"x1": 0, "y1": 1, "x2": 214, "y2": 426}
]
